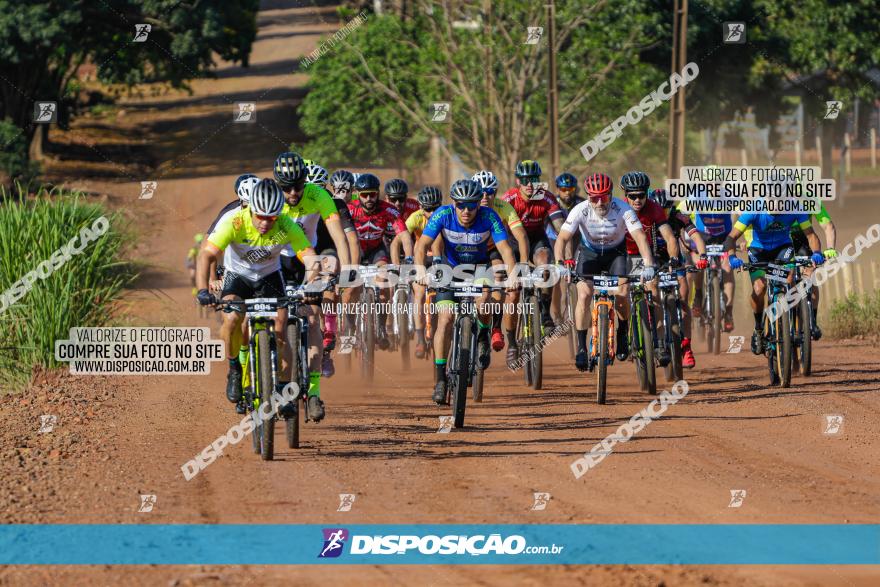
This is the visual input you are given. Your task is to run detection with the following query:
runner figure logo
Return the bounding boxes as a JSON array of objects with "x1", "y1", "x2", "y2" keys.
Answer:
[
  {"x1": 133, "y1": 24, "x2": 151, "y2": 42},
  {"x1": 34, "y1": 102, "x2": 57, "y2": 123},
  {"x1": 824, "y1": 101, "x2": 842, "y2": 120},
  {"x1": 728, "y1": 489, "x2": 747, "y2": 508},
  {"x1": 318, "y1": 528, "x2": 349, "y2": 558},
  {"x1": 822, "y1": 414, "x2": 844, "y2": 435},
  {"x1": 138, "y1": 494, "x2": 157, "y2": 512},
  {"x1": 140, "y1": 181, "x2": 157, "y2": 200},
  {"x1": 234, "y1": 103, "x2": 257, "y2": 123},
  {"x1": 525, "y1": 27, "x2": 544, "y2": 45},
  {"x1": 430, "y1": 103, "x2": 450, "y2": 122},
  {"x1": 723, "y1": 22, "x2": 746, "y2": 43},
  {"x1": 531, "y1": 492, "x2": 551, "y2": 511},
  {"x1": 726, "y1": 336, "x2": 745, "y2": 353},
  {"x1": 337, "y1": 494, "x2": 356, "y2": 512},
  {"x1": 437, "y1": 415, "x2": 453, "y2": 433},
  {"x1": 336, "y1": 335, "x2": 356, "y2": 355},
  {"x1": 39, "y1": 414, "x2": 57, "y2": 433}
]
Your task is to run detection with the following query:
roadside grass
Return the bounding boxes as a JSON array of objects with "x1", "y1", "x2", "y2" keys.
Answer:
[
  {"x1": 827, "y1": 290, "x2": 880, "y2": 339},
  {"x1": 0, "y1": 185, "x2": 137, "y2": 389}
]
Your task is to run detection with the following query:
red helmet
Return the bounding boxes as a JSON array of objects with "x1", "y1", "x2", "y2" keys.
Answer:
[{"x1": 584, "y1": 173, "x2": 613, "y2": 197}]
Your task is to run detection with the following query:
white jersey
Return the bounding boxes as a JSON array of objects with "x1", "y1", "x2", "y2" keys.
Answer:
[{"x1": 561, "y1": 198, "x2": 643, "y2": 250}]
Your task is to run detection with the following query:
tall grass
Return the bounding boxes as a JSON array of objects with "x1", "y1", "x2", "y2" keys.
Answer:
[
  {"x1": 0, "y1": 185, "x2": 136, "y2": 388},
  {"x1": 827, "y1": 290, "x2": 880, "y2": 340}
]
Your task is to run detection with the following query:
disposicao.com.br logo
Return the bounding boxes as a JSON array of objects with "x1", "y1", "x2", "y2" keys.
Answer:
[{"x1": 319, "y1": 529, "x2": 563, "y2": 558}]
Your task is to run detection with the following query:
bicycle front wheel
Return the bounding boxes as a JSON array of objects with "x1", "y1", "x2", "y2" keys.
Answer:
[
  {"x1": 529, "y1": 293, "x2": 543, "y2": 390},
  {"x1": 360, "y1": 289, "x2": 375, "y2": 383},
  {"x1": 777, "y1": 308, "x2": 792, "y2": 388},
  {"x1": 597, "y1": 304, "x2": 609, "y2": 405},
  {"x1": 665, "y1": 296, "x2": 683, "y2": 383},
  {"x1": 285, "y1": 323, "x2": 302, "y2": 449},
  {"x1": 798, "y1": 298, "x2": 812, "y2": 376},
  {"x1": 452, "y1": 316, "x2": 472, "y2": 428},
  {"x1": 710, "y1": 272, "x2": 722, "y2": 355},
  {"x1": 566, "y1": 283, "x2": 577, "y2": 360},
  {"x1": 257, "y1": 330, "x2": 275, "y2": 461},
  {"x1": 395, "y1": 288, "x2": 410, "y2": 371},
  {"x1": 639, "y1": 302, "x2": 657, "y2": 395}
]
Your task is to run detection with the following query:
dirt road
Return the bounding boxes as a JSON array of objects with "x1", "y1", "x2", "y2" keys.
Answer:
[{"x1": 2, "y1": 1, "x2": 879, "y2": 585}]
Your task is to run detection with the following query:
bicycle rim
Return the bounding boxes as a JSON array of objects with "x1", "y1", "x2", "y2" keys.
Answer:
[
  {"x1": 257, "y1": 330, "x2": 274, "y2": 461},
  {"x1": 452, "y1": 316, "x2": 471, "y2": 428},
  {"x1": 799, "y1": 299, "x2": 812, "y2": 376},
  {"x1": 597, "y1": 305, "x2": 608, "y2": 404},
  {"x1": 530, "y1": 294, "x2": 543, "y2": 390},
  {"x1": 639, "y1": 301, "x2": 657, "y2": 395}
]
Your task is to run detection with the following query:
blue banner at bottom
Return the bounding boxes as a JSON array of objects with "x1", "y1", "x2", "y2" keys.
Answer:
[{"x1": 1, "y1": 525, "x2": 877, "y2": 565}]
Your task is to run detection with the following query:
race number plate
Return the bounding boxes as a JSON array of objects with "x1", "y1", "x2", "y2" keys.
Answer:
[
  {"x1": 246, "y1": 297, "x2": 278, "y2": 318},
  {"x1": 593, "y1": 275, "x2": 619, "y2": 293},
  {"x1": 765, "y1": 263, "x2": 789, "y2": 283},
  {"x1": 659, "y1": 272, "x2": 678, "y2": 288},
  {"x1": 706, "y1": 244, "x2": 725, "y2": 257},
  {"x1": 453, "y1": 284, "x2": 483, "y2": 298}
]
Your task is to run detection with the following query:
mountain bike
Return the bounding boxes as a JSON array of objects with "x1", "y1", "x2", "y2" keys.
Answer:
[
  {"x1": 283, "y1": 278, "x2": 334, "y2": 449},
  {"x1": 698, "y1": 243, "x2": 727, "y2": 355},
  {"x1": 216, "y1": 296, "x2": 287, "y2": 461},
  {"x1": 568, "y1": 272, "x2": 619, "y2": 405},
  {"x1": 385, "y1": 264, "x2": 412, "y2": 370},
  {"x1": 657, "y1": 263, "x2": 697, "y2": 383},
  {"x1": 431, "y1": 279, "x2": 491, "y2": 428},
  {"x1": 627, "y1": 276, "x2": 658, "y2": 395},
  {"x1": 562, "y1": 279, "x2": 578, "y2": 360},
  {"x1": 515, "y1": 271, "x2": 545, "y2": 390}
]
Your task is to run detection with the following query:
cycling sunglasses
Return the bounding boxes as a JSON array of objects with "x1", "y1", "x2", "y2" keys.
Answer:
[
  {"x1": 422, "y1": 205, "x2": 439, "y2": 213},
  {"x1": 625, "y1": 191, "x2": 647, "y2": 200},
  {"x1": 455, "y1": 201, "x2": 479, "y2": 211},
  {"x1": 388, "y1": 195, "x2": 407, "y2": 202},
  {"x1": 357, "y1": 190, "x2": 379, "y2": 198},
  {"x1": 254, "y1": 214, "x2": 279, "y2": 221},
  {"x1": 588, "y1": 193, "x2": 611, "y2": 204},
  {"x1": 519, "y1": 175, "x2": 541, "y2": 184},
  {"x1": 482, "y1": 188, "x2": 497, "y2": 196}
]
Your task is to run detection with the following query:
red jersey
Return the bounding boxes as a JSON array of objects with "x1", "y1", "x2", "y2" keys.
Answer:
[
  {"x1": 394, "y1": 198, "x2": 420, "y2": 222},
  {"x1": 348, "y1": 200, "x2": 407, "y2": 253},
  {"x1": 624, "y1": 199, "x2": 669, "y2": 255},
  {"x1": 501, "y1": 188, "x2": 565, "y2": 237}
]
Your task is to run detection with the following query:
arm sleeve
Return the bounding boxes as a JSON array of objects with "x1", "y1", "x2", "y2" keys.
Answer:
[
  {"x1": 623, "y1": 209, "x2": 644, "y2": 234},
  {"x1": 814, "y1": 203, "x2": 832, "y2": 225}
]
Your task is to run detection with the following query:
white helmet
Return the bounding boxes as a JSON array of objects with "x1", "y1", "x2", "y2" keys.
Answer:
[
  {"x1": 250, "y1": 179, "x2": 285, "y2": 216},
  {"x1": 306, "y1": 163, "x2": 329, "y2": 185},
  {"x1": 236, "y1": 176, "x2": 260, "y2": 206},
  {"x1": 472, "y1": 170, "x2": 498, "y2": 191}
]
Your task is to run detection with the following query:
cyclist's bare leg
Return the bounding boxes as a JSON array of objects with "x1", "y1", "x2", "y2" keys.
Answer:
[
  {"x1": 721, "y1": 256, "x2": 735, "y2": 321},
  {"x1": 533, "y1": 247, "x2": 554, "y2": 325},
  {"x1": 678, "y1": 275, "x2": 692, "y2": 338},
  {"x1": 220, "y1": 295, "x2": 245, "y2": 359}
]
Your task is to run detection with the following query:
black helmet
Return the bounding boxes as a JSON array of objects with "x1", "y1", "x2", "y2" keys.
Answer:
[
  {"x1": 449, "y1": 179, "x2": 482, "y2": 203},
  {"x1": 621, "y1": 171, "x2": 650, "y2": 192},
  {"x1": 515, "y1": 159, "x2": 542, "y2": 178},
  {"x1": 384, "y1": 178, "x2": 409, "y2": 199},
  {"x1": 417, "y1": 186, "x2": 443, "y2": 208},
  {"x1": 330, "y1": 169, "x2": 355, "y2": 190},
  {"x1": 354, "y1": 172, "x2": 380, "y2": 192},
  {"x1": 273, "y1": 152, "x2": 306, "y2": 186},
  {"x1": 650, "y1": 188, "x2": 671, "y2": 209},
  {"x1": 555, "y1": 172, "x2": 578, "y2": 189}
]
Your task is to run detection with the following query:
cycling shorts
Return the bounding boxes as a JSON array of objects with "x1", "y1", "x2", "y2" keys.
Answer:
[
  {"x1": 574, "y1": 243, "x2": 628, "y2": 278},
  {"x1": 791, "y1": 231, "x2": 810, "y2": 257},
  {"x1": 221, "y1": 270, "x2": 286, "y2": 310},
  {"x1": 747, "y1": 243, "x2": 794, "y2": 280},
  {"x1": 361, "y1": 244, "x2": 390, "y2": 266},
  {"x1": 510, "y1": 232, "x2": 553, "y2": 262}
]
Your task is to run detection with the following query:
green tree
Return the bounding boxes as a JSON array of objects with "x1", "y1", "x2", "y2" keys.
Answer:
[
  {"x1": 0, "y1": 0, "x2": 259, "y2": 184},
  {"x1": 299, "y1": 1, "x2": 666, "y2": 178}
]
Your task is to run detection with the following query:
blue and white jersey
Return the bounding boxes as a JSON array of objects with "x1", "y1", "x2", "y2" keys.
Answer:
[{"x1": 423, "y1": 205, "x2": 508, "y2": 266}]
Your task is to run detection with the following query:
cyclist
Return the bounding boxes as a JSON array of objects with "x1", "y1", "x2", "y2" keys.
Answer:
[
  {"x1": 682, "y1": 173, "x2": 736, "y2": 332},
  {"x1": 196, "y1": 179, "x2": 325, "y2": 419},
  {"x1": 723, "y1": 212, "x2": 824, "y2": 364},
  {"x1": 473, "y1": 169, "x2": 529, "y2": 353},
  {"x1": 552, "y1": 172, "x2": 656, "y2": 371},
  {"x1": 309, "y1": 167, "x2": 360, "y2": 378},
  {"x1": 501, "y1": 160, "x2": 566, "y2": 366},
  {"x1": 619, "y1": 171, "x2": 684, "y2": 366},
  {"x1": 789, "y1": 202, "x2": 837, "y2": 339},
  {"x1": 415, "y1": 179, "x2": 518, "y2": 404},
  {"x1": 329, "y1": 169, "x2": 356, "y2": 202},
  {"x1": 384, "y1": 178, "x2": 420, "y2": 221},
  {"x1": 273, "y1": 152, "x2": 351, "y2": 416},
  {"x1": 650, "y1": 188, "x2": 708, "y2": 368},
  {"x1": 545, "y1": 172, "x2": 586, "y2": 334},
  {"x1": 406, "y1": 186, "x2": 444, "y2": 358},
  {"x1": 344, "y1": 172, "x2": 414, "y2": 350}
]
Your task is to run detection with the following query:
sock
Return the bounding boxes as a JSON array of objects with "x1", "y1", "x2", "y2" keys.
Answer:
[
  {"x1": 238, "y1": 345, "x2": 248, "y2": 364},
  {"x1": 379, "y1": 312, "x2": 387, "y2": 332},
  {"x1": 576, "y1": 329, "x2": 587, "y2": 352},
  {"x1": 506, "y1": 330, "x2": 517, "y2": 346},
  {"x1": 308, "y1": 372, "x2": 320, "y2": 397},
  {"x1": 435, "y1": 358, "x2": 447, "y2": 382},
  {"x1": 811, "y1": 307, "x2": 818, "y2": 325},
  {"x1": 492, "y1": 312, "x2": 501, "y2": 329},
  {"x1": 415, "y1": 328, "x2": 425, "y2": 345},
  {"x1": 229, "y1": 357, "x2": 240, "y2": 368},
  {"x1": 753, "y1": 312, "x2": 762, "y2": 330},
  {"x1": 324, "y1": 313, "x2": 337, "y2": 334}
]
